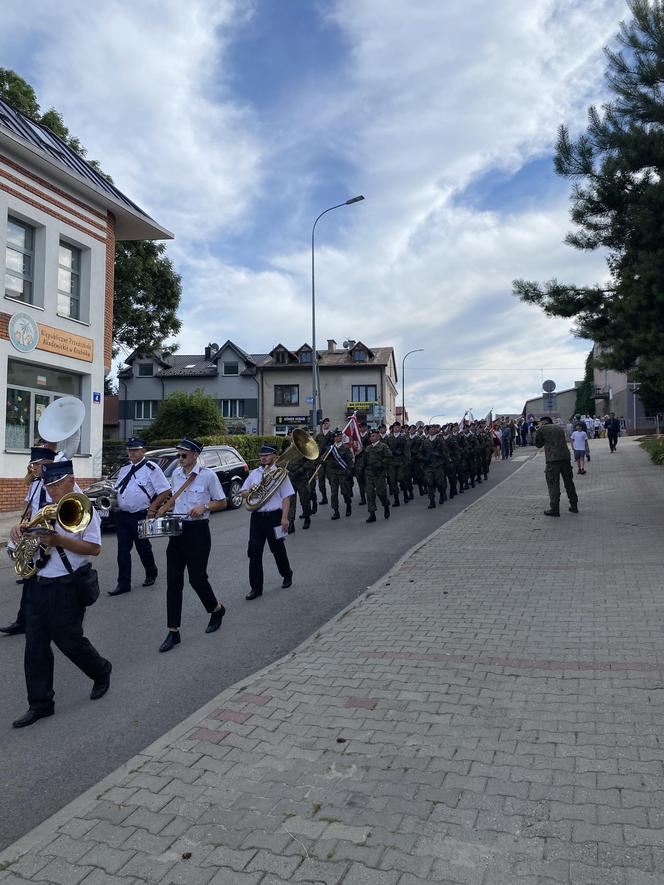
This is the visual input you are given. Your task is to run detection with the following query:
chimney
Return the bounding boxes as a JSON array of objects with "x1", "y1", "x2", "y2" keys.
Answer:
[
  {"x1": 204, "y1": 342, "x2": 219, "y2": 361},
  {"x1": 327, "y1": 339, "x2": 337, "y2": 354}
]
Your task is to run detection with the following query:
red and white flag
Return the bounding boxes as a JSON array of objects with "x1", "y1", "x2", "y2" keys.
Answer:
[{"x1": 342, "y1": 412, "x2": 363, "y2": 453}]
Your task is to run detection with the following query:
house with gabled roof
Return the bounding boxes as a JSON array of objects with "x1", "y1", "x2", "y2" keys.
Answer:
[
  {"x1": 117, "y1": 340, "x2": 263, "y2": 437},
  {"x1": 257, "y1": 338, "x2": 398, "y2": 434}
]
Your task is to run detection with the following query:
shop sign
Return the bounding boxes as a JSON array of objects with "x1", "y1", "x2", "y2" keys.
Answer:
[
  {"x1": 276, "y1": 415, "x2": 309, "y2": 426},
  {"x1": 8, "y1": 312, "x2": 39, "y2": 353},
  {"x1": 37, "y1": 323, "x2": 94, "y2": 362},
  {"x1": 346, "y1": 401, "x2": 378, "y2": 409}
]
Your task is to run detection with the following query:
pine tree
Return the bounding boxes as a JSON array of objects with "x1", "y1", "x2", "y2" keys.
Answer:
[{"x1": 513, "y1": 1, "x2": 664, "y2": 403}]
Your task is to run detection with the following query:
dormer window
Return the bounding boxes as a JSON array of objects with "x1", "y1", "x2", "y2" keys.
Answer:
[
  {"x1": 299, "y1": 350, "x2": 312, "y2": 364},
  {"x1": 353, "y1": 348, "x2": 367, "y2": 362},
  {"x1": 275, "y1": 350, "x2": 287, "y2": 364},
  {"x1": 138, "y1": 363, "x2": 154, "y2": 376}
]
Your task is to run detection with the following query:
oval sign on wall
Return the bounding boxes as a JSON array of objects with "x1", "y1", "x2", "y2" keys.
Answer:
[{"x1": 8, "y1": 312, "x2": 40, "y2": 354}]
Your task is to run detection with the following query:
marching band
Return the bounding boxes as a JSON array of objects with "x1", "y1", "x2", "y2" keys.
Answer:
[{"x1": 2, "y1": 397, "x2": 498, "y2": 726}]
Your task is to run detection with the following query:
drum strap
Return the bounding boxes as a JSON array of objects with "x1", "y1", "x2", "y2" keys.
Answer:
[{"x1": 155, "y1": 473, "x2": 197, "y2": 518}]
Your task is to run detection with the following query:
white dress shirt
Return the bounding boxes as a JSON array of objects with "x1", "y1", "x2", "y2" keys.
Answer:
[
  {"x1": 38, "y1": 484, "x2": 102, "y2": 578},
  {"x1": 24, "y1": 478, "x2": 51, "y2": 520},
  {"x1": 169, "y1": 463, "x2": 225, "y2": 521},
  {"x1": 114, "y1": 458, "x2": 170, "y2": 513},
  {"x1": 241, "y1": 466, "x2": 294, "y2": 512}
]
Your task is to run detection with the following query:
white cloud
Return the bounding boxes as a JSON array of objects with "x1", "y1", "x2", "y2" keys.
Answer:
[{"x1": 2, "y1": 0, "x2": 630, "y2": 422}]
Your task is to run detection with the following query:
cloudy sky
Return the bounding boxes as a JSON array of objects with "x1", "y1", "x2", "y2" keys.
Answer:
[{"x1": 2, "y1": 0, "x2": 628, "y2": 422}]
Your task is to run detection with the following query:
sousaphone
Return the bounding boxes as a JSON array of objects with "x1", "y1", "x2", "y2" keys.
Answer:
[{"x1": 37, "y1": 396, "x2": 86, "y2": 458}]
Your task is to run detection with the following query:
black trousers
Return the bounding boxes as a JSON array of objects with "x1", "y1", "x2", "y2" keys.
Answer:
[
  {"x1": 248, "y1": 511, "x2": 292, "y2": 592},
  {"x1": 166, "y1": 521, "x2": 218, "y2": 628},
  {"x1": 608, "y1": 432, "x2": 619, "y2": 451},
  {"x1": 15, "y1": 584, "x2": 27, "y2": 628},
  {"x1": 116, "y1": 509, "x2": 158, "y2": 591},
  {"x1": 24, "y1": 577, "x2": 110, "y2": 713}
]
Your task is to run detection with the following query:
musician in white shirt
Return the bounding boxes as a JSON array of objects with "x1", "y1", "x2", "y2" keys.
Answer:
[
  {"x1": 12, "y1": 460, "x2": 111, "y2": 728},
  {"x1": 109, "y1": 437, "x2": 170, "y2": 597},
  {"x1": 241, "y1": 444, "x2": 294, "y2": 601},
  {"x1": 158, "y1": 438, "x2": 227, "y2": 654}
]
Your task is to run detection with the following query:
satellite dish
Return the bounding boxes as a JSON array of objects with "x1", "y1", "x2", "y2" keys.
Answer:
[
  {"x1": 38, "y1": 396, "x2": 85, "y2": 457},
  {"x1": 542, "y1": 379, "x2": 556, "y2": 393}
]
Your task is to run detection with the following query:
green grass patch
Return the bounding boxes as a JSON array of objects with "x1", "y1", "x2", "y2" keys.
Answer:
[{"x1": 640, "y1": 436, "x2": 664, "y2": 465}]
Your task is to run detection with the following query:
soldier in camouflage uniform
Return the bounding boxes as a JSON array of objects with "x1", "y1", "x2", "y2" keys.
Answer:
[
  {"x1": 314, "y1": 418, "x2": 334, "y2": 505},
  {"x1": 327, "y1": 429, "x2": 354, "y2": 519},
  {"x1": 364, "y1": 429, "x2": 392, "y2": 523},
  {"x1": 442, "y1": 425, "x2": 458, "y2": 498},
  {"x1": 408, "y1": 426, "x2": 425, "y2": 496},
  {"x1": 401, "y1": 425, "x2": 414, "y2": 500},
  {"x1": 386, "y1": 422, "x2": 408, "y2": 506},
  {"x1": 431, "y1": 424, "x2": 449, "y2": 505},
  {"x1": 421, "y1": 426, "x2": 439, "y2": 509},
  {"x1": 288, "y1": 451, "x2": 316, "y2": 530},
  {"x1": 535, "y1": 417, "x2": 579, "y2": 516},
  {"x1": 353, "y1": 423, "x2": 371, "y2": 506}
]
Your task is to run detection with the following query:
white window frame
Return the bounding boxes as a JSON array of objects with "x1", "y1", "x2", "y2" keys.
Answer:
[
  {"x1": 57, "y1": 240, "x2": 82, "y2": 320},
  {"x1": 135, "y1": 400, "x2": 159, "y2": 420},
  {"x1": 5, "y1": 216, "x2": 35, "y2": 305}
]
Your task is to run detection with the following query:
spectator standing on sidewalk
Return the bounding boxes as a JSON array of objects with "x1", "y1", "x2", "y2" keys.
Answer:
[
  {"x1": 571, "y1": 422, "x2": 589, "y2": 475},
  {"x1": 605, "y1": 412, "x2": 621, "y2": 452},
  {"x1": 535, "y1": 416, "x2": 579, "y2": 517}
]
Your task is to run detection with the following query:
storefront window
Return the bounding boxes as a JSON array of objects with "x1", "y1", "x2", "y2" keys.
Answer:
[{"x1": 5, "y1": 359, "x2": 82, "y2": 451}]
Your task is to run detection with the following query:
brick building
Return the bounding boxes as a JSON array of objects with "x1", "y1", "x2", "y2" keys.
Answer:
[{"x1": 0, "y1": 99, "x2": 171, "y2": 509}]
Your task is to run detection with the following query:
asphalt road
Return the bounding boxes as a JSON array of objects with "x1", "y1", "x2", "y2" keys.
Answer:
[{"x1": 0, "y1": 453, "x2": 533, "y2": 850}]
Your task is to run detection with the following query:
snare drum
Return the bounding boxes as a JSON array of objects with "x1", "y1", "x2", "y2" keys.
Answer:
[{"x1": 137, "y1": 516, "x2": 183, "y2": 539}]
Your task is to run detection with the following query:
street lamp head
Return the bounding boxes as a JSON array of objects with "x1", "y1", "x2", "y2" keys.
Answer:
[{"x1": 345, "y1": 195, "x2": 365, "y2": 205}]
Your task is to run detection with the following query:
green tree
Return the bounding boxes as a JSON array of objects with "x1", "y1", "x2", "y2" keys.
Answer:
[
  {"x1": 0, "y1": 69, "x2": 181, "y2": 354},
  {"x1": 574, "y1": 350, "x2": 595, "y2": 417},
  {"x1": 143, "y1": 389, "x2": 225, "y2": 441},
  {"x1": 513, "y1": 0, "x2": 664, "y2": 393}
]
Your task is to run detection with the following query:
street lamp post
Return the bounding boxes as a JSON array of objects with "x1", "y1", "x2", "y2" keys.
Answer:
[
  {"x1": 428, "y1": 413, "x2": 444, "y2": 425},
  {"x1": 311, "y1": 195, "x2": 364, "y2": 429},
  {"x1": 401, "y1": 348, "x2": 424, "y2": 425}
]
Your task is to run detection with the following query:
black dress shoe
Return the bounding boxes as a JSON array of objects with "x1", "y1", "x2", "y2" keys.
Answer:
[
  {"x1": 0, "y1": 621, "x2": 25, "y2": 636},
  {"x1": 282, "y1": 575, "x2": 293, "y2": 589},
  {"x1": 90, "y1": 665, "x2": 112, "y2": 700},
  {"x1": 569, "y1": 504, "x2": 579, "y2": 513},
  {"x1": 345, "y1": 503, "x2": 352, "y2": 517},
  {"x1": 108, "y1": 586, "x2": 131, "y2": 597},
  {"x1": 543, "y1": 509, "x2": 560, "y2": 517},
  {"x1": 366, "y1": 512, "x2": 376, "y2": 523},
  {"x1": 331, "y1": 509, "x2": 340, "y2": 520},
  {"x1": 159, "y1": 631, "x2": 181, "y2": 653},
  {"x1": 427, "y1": 502, "x2": 436, "y2": 509},
  {"x1": 142, "y1": 574, "x2": 157, "y2": 587},
  {"x1": 303, "y1": 517, "x2": 311, "y2": 529},
  {"x1": 206, "y1": 606, "x2": 225, "y2": 633},
  {"x1": 245, "y1": 588, "x2": 263, "y2": 600},
  {"x1": 384, "y1": 505, "x2": 391, "y2": 520},
  {"x1": 13, "y1": 708, "x2": 54, "y2": 728},
  {"x1": 288, "y1": 521, "x2": 296, "y2": 534}
]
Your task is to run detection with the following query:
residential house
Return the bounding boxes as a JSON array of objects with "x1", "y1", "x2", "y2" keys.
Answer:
[
  {"x1": 258, "y1": 339, "x2": 398, "y2": 434},
  {"x1": 0, "y1": 98, "x2": 171, "y2": 509},
  {"x1": 117, "y1": 340, "x2": 264, "y2": 438}
]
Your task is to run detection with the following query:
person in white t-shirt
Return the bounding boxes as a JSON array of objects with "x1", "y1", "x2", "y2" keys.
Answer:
[{"x1": 570, "y1": 423, "x2": 589, "y2": 475}]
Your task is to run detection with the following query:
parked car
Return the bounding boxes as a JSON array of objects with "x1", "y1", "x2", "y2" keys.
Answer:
[{"x1": 83, "y1": 444, "x2": 250, "y2": 529}]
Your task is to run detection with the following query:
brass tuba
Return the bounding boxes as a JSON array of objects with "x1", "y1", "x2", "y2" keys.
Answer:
[
  {"x1": 244, "y1": 429, "x2": 319, "y2": 511},
  {"x1": 11, "y1": 492, "x2": 93, "y2": 578}
]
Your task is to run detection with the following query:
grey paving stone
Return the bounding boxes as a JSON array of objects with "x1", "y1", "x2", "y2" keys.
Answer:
[
  {"x1": 77, "y1": 845, "x2": 135, "y2": 874},
  {"x1": 341, "y1": 864, "x2": 400, "y2": 885}
]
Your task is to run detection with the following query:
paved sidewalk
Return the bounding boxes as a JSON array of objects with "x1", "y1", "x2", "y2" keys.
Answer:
[{"x1": 1, "y1": 437, "x2": 663, "y2": 885}]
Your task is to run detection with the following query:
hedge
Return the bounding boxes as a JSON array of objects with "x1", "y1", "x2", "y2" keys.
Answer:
[
  {"x1": 640, "y1": 436, "x2": 664, "y2": 465},
  {"x1": 102, "y1": 435, "x2": 282, "y2": 475}
]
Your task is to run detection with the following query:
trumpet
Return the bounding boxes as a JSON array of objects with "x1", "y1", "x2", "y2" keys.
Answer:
[{"x1": 10, "y1": 492, "x2": 93, "y2": 578}]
